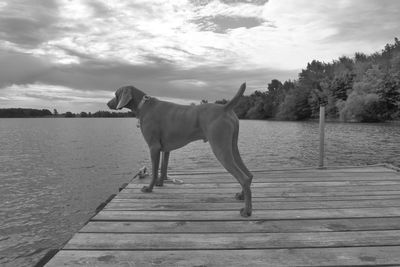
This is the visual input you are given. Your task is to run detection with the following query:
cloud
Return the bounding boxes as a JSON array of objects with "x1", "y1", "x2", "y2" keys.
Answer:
[
  {"x1": 0, "y1": 83, "x2": 113, "y2": 112},
  {"x1": 192, "y1": 15, "x2": 266, "y2": 33},
  {"x1": 0, "y1": 81, "x2": 214, "y2": 112},
  {"x1": 0, "y1": 50, "x2": 52, "y2": 87},
  {"x1": 169, "y1": 79, "x2": 208, "y2": 89},
  {"x1": 0, "y1": 49, "x2": 297, "y2": 111},
  {"x1": 190, "y1": 0, "x2": 269, "y2": 6},
  {"x1": 320, "y1": 1, "x2": 400, "y2": 47},
  {"x1": 1, "y1": 0, "x2": 275, "y2": 69},
  {"x1": 1, "y1": 0, "x2": 398, "y2": 71},
  {"x1": 190, "y1": 0, "x2": 270, "y2": 33},
  {"x1": 0, "y1": 0, "x2": 399, "y2": 112},
  {"x1": 0, "y1": 0, "x2": 59, "y2": 47},
  {"x1": 263, "y1": 0, "x2": 400, "y2": 60}
]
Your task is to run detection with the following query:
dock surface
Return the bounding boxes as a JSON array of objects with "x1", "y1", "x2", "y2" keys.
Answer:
[{"x1": 45, "y1": 165, "x2": 400, "y2": 266}]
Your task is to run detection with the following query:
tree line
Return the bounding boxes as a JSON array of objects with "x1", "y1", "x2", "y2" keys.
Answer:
[
  {"x1": 64, "y1": 111, "x2": 134, "y2": 118},
  {"x1": 0, "y1": 109, "x2": 133, "y2": 118},
  {"x1": 218, "y1": 38, "x2": 400, "y2": 122},
  {"x1": 0, "y1": 108, "x2": 53, "y2": 118}
]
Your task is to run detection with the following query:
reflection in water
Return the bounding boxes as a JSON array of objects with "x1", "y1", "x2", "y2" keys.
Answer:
[{"x1": 0, "y1": 118, "x2": 399, "y2": 266}]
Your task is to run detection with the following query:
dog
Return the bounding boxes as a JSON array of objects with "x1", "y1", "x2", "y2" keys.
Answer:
[{"x1": 107, "y1": 83, "x2": 253, "y2": 217}]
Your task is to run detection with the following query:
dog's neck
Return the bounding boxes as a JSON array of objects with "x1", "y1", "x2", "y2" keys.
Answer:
[
  {"x1": 129, "y1": 88, "x2": 152, "y2": 116},
  {"x1": 137, "y1": 95, "x2": 151, "y2": 111}
]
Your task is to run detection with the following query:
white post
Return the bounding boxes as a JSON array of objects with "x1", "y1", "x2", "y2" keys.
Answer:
[{"x1": 319, "y1": 105, "x2": 325, "y2": 168}]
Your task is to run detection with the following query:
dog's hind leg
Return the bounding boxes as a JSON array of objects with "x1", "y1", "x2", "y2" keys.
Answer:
[
  {"x1": 208, "y1": 120, "x2": 252, "y2": 217},
  {"x1": 156, "y1": 151, "x2": 170, "y2": 186},
  {"x1": 141, "y1": 145, "x2": 161, "y2": 193},
  {"x1": 232, "y1": 121, "x2": 253, "y2": 201}
]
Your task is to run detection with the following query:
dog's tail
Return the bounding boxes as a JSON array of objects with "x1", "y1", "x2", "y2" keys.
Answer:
[{"x1": 224, "y1": 82, "x2": 246, "y2": 111}]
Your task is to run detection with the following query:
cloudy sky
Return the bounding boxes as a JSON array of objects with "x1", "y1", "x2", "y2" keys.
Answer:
[{"x1": 0, "y1": 0, "x2": 399, "y2": 113}]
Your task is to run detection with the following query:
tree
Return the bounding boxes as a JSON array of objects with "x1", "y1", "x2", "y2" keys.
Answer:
[
  {"x1": 246, "y1": 99, "x2": 265, "y2": 119},
  {"x1": 378, "y1": 73, "x2": 400, "y2": 119},
  {"x1": 297, "y1": 60, "x2": 331, "y2": 118},
  {"x1": 277, "y1": 83, "x2": 311, "y2": 120},
  {"x1": 326, "y1": 73, "x2": 354, "y2": 118},
  {"x1": 215, "y1": 99, "x2": 228, "y2": 105},
  {"x1": 212, "y1": 38, "x2": 400, "y2": 122},
  {"x1": 354, "y1": 52, "x2": 368, "y2": 63},
  {"x1": 339, "y1": 65, "x2": 387, "y2": 122},
  {"x1": 65, "y1": 111, "x2": 76, "y2": 118},
  {"x1": 0, "y1": 108, "x2": 52, "y2": 117},
  {"x1": 265, "y1": 79, "x2": 283, "y2": 117}
]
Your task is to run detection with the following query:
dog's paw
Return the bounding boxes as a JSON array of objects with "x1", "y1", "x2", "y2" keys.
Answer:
[
  {"x1": 240, "y1": 208, "x2": 252, "y2": 217},
  {"x1": 155, "y1": 180, "x2": 164, "y2": 187},
  {"x1": 235, "y1": 192, "x2": 244, "y2": 201},
  {"x1": 141, "y1": 186, "x2": 153, "y2": 193}
]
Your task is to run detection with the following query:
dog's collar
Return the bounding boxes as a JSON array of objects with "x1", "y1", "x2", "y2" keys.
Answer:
[
  {"x1": 137, "y1": 95, "x2": 151, "y2": 111},
  {"x1": 136, "y1": 95, "x2": 151, "y2": 129}
]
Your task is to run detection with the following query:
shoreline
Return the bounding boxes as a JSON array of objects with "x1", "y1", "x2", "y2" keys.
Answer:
[{"x1": 2, "y1": 116, "x2": 400, "y2": 124}]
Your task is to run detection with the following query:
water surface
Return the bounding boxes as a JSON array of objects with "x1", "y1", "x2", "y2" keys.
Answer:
[{"x1": 0, "y1": 118, "x2": 399, "y2": 266}]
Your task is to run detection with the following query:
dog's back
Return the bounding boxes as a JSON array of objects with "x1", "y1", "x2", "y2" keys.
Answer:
[{"x1": 141, "y1": 83, "x2": 246, "y2": 152}]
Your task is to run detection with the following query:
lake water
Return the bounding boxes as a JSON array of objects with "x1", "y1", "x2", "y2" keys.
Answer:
[{"x1": 0, "y1": 118, "x2": 399, "y2": 266}]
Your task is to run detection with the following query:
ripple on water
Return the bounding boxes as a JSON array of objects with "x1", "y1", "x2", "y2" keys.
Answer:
[{"x1": 0, "y1": 119, "x2": 399, "y2": 266}]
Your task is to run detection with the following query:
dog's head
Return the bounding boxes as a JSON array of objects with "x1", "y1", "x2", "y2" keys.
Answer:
[{"x1": 107, "y1": 86, "x2": 143, "y2": 110}]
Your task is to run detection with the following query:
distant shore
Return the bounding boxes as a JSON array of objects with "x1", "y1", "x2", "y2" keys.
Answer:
[
  {"x1": 2, "y1": 108, "x2": 400, "y2": 124},
  {"x1": 0, "y1": 108, "x2": 134, "y2": 118}
]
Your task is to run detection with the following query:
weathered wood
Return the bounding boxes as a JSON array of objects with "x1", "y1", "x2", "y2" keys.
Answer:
[
  {"x1": 43, "y1": 165, "x2": 400, "y2": 266},
  {"x1": 92, "y1": 207, "x2": 400, "y2": 221},
  {"x1": 64, "y1": 230, "x2": 400, "y2": 250},
  {"x1": 167, "y1": 171, "x2": 399, "y2": 178},
  {"x1": 126, "y1": 180, "x2": 400, "y2": 188},
  {"x1": 45, "y1": 247, "x2": 400, "y2": 267},
  {"x1": 133, "y1": 173, "x2": 400, "y2": 184},
  {"x1": 168, "y1": 166, "x2": 395, "y2": 175},
  {"x1": 111, "y1": 194, "x2": 400, "y2": 202},
  {"x1": 121, "y1": 185, "x2": 400, "y2": 194},
  {"x1": 319, "y1": 105, "x2": 326, "y2": 167},
  {"x1": 164, "y1": 176, "x2": 400, "y2": 184},
  {"x1": 169, "y1": 169, "x2": 397, "y2": 177},
  {"x1": 115, "y1": 190, "x2": 400, "y2": 199},
  {"x1": 104, "y1": 199, "x2": 400, "y2": 210},
  {"x1": 81, "y1": 217, "x2": 400, "y2": 233}
]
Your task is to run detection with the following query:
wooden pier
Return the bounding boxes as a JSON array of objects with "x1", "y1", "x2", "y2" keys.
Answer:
[{"x1": 44, "y1": 165, "x2": 400, "y2": 266}]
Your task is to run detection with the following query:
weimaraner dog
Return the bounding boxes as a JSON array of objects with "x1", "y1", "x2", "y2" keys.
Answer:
[{"x1": 107, "y1": 83, "x2": 253, "y2": 216}]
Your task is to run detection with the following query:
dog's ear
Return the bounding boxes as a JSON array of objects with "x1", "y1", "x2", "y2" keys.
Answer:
[{"x1": 116, "y1": 87, "x2": 132, "y2": 109}]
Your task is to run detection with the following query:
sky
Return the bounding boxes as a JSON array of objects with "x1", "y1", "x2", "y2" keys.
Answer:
[{"x1": 0, "y1": 0, "x2": 399, "y2": 113}]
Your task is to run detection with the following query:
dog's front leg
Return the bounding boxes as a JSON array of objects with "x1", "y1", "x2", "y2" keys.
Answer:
[
  {"x1": 156, "y1": 151, "x2": 170, "y2": 187},
  {"x1": 141, "y1": 146, "x2": 161, "y2": 193}
]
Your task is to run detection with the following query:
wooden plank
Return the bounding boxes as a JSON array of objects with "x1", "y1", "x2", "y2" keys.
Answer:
[
  {"x1": 170, "y1": 170, "x2": 398, "y2": 178},
  {"x1": 92, "y1": 207, "x2": 400, "y2": 221},
  {"x1": 163, "y1": 176, "x2": 400, "y2": 183},
  {"x1": 175, "y1": 173, "x2": 400, "y2": 181},
  {"x1": 169, "y1": 166, "x2": 396, "y2": 175},
  {"x1": 115, "y1": 191, "x2": 400, "y2": 199},
  {"x1": 104, "y1": 199, "x2": 400, "y2": 211},
  {"x1": 112, "y1": 194, "x2": 400, "y2": 202},
  {"x1": 133, "y1": 174, "x2": 400, "y2": 184},
  {"x1": 81, "y1": 217, "x2": 400, "y2": 233},
  {"x1": 64, "y1": 230, "x2": 400, "y2": 250},
  {"x1": 126, "y1": 180, "x2": 400, "y2": 188},
  {"x1": 121, "y1": 185, "x2": 400, "y2": 194},
  {"x1": 46, "y1": 246, "x2": 400, "y2": 267}
]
